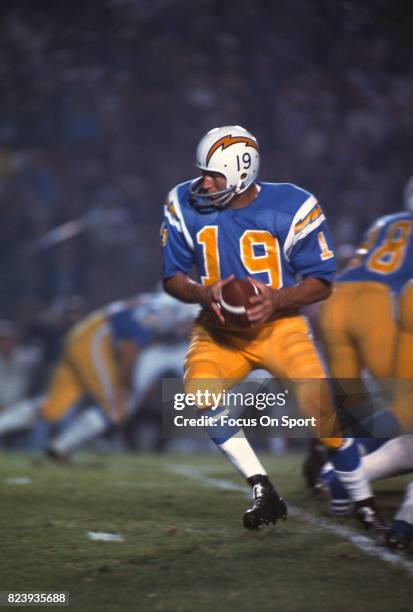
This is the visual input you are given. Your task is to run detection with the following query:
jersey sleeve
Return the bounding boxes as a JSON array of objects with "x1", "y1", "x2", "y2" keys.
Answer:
[
  {"x1": 282, "y1": 197, "x2": 336, "y2": 282},
  {"x1": 160, "y1": 191, "x2": 195, "y2": 279}
]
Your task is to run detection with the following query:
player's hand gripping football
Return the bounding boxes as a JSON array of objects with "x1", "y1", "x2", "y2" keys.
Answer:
[
  {"x1": 246, "y1": 277, "x2": 280, "y2": 325},
  {"x1": 200, "y1": 275, "x2": 235, "y2": 324}
]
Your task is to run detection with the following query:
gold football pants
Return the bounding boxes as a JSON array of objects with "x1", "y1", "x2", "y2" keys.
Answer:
[
  {"x1": 184, "y1": 313, "x2": 342, "y2": 448},
  {"x1": 320, "y1": 281, "x2": 397, "y2": 381},
  {"x1": 41, "y1": 313, "x2": 121, "y2": 423},
  {"x1": 392, "y1": 281, "x2": 413, "y2": 431}
]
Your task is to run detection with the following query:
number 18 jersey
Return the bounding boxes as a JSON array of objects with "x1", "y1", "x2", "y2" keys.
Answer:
[
  {"x1": 160, "y1": 180, "x2": 336, "y2": 288},
  {"x1": 339, "y1": 212, "x2": 413, "y2": 294}
]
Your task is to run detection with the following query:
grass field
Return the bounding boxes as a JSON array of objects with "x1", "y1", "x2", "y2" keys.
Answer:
[{"x1": 1, "y1": 451, "x2": 412, "y2": 611}]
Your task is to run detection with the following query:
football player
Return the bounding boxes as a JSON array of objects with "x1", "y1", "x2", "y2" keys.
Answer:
[
  {"x1": 320, "y1": 201, "x2": 413, "y2": 428},
  {"x1": 0, "y1": 292, "x2": 197, "y2": 459},
  {"x1": 307, "y1": 177, "x2": 413, "y2": 532},
  {"x1": 321, "y1": 183, "x2": 413, "y2": 424},
  {"x1": 314, "y1": 436, "x2": 413, "y2": 517},
  {"x1": 161, "y1": 125, "x2": 385, "y2": 534}
]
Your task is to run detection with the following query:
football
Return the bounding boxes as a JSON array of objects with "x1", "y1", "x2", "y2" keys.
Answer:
[{"x1": 219, "y1": 278, "x2": 260, "y2": 328}]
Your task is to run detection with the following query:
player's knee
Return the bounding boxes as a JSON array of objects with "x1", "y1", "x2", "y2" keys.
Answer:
[
  {"x1": 40, "y1": 400, "x2": 60, "y2": 423},
  {"x1": 40, "y1": 397, "x2": 68, "y2": 423},
  {"x1": 184, "y1": 363, "x2": 225, "y2": 410},
  {"x1": 319, "y1": 436, "x2": 343, "y2": 450}
]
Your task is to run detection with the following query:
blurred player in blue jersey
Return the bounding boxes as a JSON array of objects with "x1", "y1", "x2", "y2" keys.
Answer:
[
  {"x1": 320, "y1": 184, "x2": 413, "y2": 432},
  {"x1": 321, "y1": 213, "x2": 413, "y2": 400},
  {"x1": 0, "y1": 292, "x2": 196, "y2": 460},
  {"x1": 313, "y1": 177, "x2": 413, "y2": 544},
  {"x1": 42, "y1": 297, "x2": 154, "y2": 461},
  {"x1": 161, "y1": 125, "x2": 385, "y2": 534}
]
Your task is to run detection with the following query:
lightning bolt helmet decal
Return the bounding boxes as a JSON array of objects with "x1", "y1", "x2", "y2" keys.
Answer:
[{"x1": 206, "y1": 135, "x2": 259, "y2": 166}]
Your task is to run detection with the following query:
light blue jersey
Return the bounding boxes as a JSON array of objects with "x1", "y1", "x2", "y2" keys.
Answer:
[
  {"x1": 104, "y1": 301, "x2": 155, "y2": 347},
  {"x1": 338, "y1": 212, "x2": 413, "y2": 294},
  {"x1": 161, "y1": 181, "x2": 336, "y2": 288}
]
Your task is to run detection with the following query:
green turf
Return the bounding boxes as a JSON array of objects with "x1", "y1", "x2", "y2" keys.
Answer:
[{"x1": 0, "y1": 452, "x2": 412, "y2": 611}]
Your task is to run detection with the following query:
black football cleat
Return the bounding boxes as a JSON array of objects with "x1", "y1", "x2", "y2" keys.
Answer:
[
  {"x1": 302, "y1": 440, "x2": 328, "y2": 492},
  {"x1": 46, "y1": 447, "x2": 72, "y2": 465},
  {"x1": 243, "y1": 474, "x2": 287, "y2": 530},
  {"x1": 387, "y1": 520, "x2": 413, "y2": 551},
  {"x1": 355, "y1": 500, "x2": 388, "y2": 544}
]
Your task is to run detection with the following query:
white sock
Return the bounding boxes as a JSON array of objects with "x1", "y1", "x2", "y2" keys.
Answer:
[
  {"x1": 363, "y1": 436, "x2": 413, "y2": 481},
  {"x1": 395, "y1": 481, "x2": 413, "y2": 525},
  {"x1": 0, "y1": 398, "x2": 41, "y2": 434},
  {"x1": 218, "y1": 436, "x2": 267, "y2": 479},
  {"x1": 49, "y1": 407, "x2": 107, "y2": 455},
  {"x1": 335, "y1": 464, "x2": 372, "y2": 502}
]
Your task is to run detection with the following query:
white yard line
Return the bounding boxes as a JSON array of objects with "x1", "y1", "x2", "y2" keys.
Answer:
[
  {"x1": 168, "y1": 464, "x2": 413, "y2": 576},
  {"x1": 5, "y1": 477, "x2": 32, "y2": 485},
  {"x1": 87, "y1": 531, "x2": 124, "y2": 542}
]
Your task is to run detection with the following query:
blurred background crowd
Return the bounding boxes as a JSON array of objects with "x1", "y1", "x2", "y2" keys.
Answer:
[{"x1": 0, "y1": 0, "x2": 412, "y2": 449}]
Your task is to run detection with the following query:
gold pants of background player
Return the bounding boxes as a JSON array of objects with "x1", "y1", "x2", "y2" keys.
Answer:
[
  {"x1": 392, "y1": 281, "x2": 413, "y2": 431},
  {"x1": 41, "y1": 313, "x2": 120, "y2": 423},
  {"x1": 320, "y1": 281, "x2": 397, "y2": 381}
]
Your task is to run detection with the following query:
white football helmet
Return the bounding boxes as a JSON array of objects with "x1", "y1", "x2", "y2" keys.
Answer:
[
  {"x1": 189, "y1": 125, "x2": 260, "y2": 209},
  {"x1": 404, "y1": 175, "x2": 413, "y2": 211}
]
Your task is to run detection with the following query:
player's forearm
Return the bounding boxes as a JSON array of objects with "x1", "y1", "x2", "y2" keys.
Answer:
[
  {"x1": 274, "y1": 278, "x2": 332, "y2": 312},
  {"x1": 163, "y1": 273, "x2": 210, "y2": 305}
]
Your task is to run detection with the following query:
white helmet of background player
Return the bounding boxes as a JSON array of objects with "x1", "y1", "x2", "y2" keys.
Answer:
[
  {"x1": 404, "y1": 175, "x2": 413, "y2": 211},
  {"x1": 189, "y1": 125, "x2": 260, "y2": 210}
]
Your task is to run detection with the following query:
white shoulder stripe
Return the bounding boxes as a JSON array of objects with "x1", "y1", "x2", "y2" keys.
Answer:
[
  {"x1": 283, "y1": 195, "x2": 321, "y2": 260},
  {"x1": 169, "y1": 186, "x2": 194, "y2": 251},
  {"x1": 294, "y1": 214, "x2": 325, "y2": 245},
  {"x1": 164, "y1": 204, "x2": 182, "y2": 231}
]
